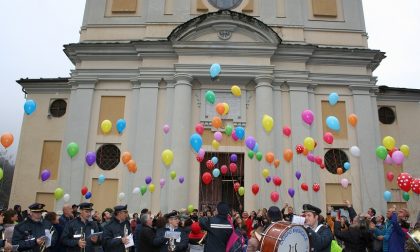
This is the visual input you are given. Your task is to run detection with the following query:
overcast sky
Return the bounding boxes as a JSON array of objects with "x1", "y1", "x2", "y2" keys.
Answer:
[{"x1": 0, "y1": 0, "x2": 419, "y2": 158}]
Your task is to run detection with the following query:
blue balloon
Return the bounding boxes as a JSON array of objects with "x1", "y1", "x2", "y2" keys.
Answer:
[
  {"x1": 85, "y1": 192, "x2": 92, "y2": 199},
  {"x1": 190, "y1": 133, "x2": 203, "y2": 153},
  {"x1": 212, "y1": 168, "x2": 220, "y2": 178},
  {"x1": 326, "y1": 116, "x2": 340, "y2": 131},
  {"x1": 98, "y1": 174, "x2": 106, "y2": 185},
  {"x1": 328, "y1": 92, "x2": 339, "y2": 106},
  {"x1": 344, "y1": 162, "x2": 351, "y2": 170},
  {"x1": 235, "y1": 127, "x2": 245, "y2": 140},
  {"x1": 384, "y1": 191, "x2": 392, "y2": 202},
  {"x1": 210, "y1": 63, "x2": 221, "y2": 78},
  {"x1": 211, "y1": 156, "x2": 218, "y2": 165},
  {"x1": 24, "y1": 99, "x2": 37, "y2": 115},
  {"x1": 253, "y1": 143, "x2": 259, "y2": 152},
  {"x1": 116, "y1": 119, "x2": 126, "y2": 134}
]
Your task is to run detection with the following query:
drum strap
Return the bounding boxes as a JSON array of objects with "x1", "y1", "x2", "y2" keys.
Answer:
[{"x1": 315, "y1": 224, "x2": 324, "y2": 233}]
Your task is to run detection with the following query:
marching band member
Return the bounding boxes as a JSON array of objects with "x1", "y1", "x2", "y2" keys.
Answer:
[{"x1": 302, "y1": 204, "x2": 333, "y2": 252}]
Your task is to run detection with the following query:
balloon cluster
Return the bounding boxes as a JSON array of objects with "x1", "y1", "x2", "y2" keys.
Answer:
[
  {"x1": 121, "y1": 151, "x2": 137, "y2": 173},
  {"x1": 376, "y1": 136, "x2": 409, "y2": 166},
  {"x1": 100, "y1": 118, "x2": 127, "y2": 134}
]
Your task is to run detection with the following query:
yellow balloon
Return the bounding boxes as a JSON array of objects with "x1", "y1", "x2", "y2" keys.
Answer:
[
  {"x1": 148, "y1": 184, "x2": 155, "y2": 193},
  {"x1": 262, "y1": 168, "x2": 270, "y2": 178},
  {"x1": 101, "y1": 120, "x2": 112, "y2": 134},
  {"x1": 212, "y1": 139, "x2": 220, "y2": 150},
  {"x1": 262, "y1": 114, "x2": 274, "y2": 133},
  {"x1": 231, "y1": 85, "x2": 241, "y2": 96},
  {"x1": 400, "y1": 144, "x2": 410, "y2": 157},
  {"x1": 161, "y1": 149, "x2": 174, "y2": 166},
  {"x1": 382, "y1": 136, "x2": 396, "y2": 150},
  {"x1": 222, "y1": 103, "x2": 230, "y2": 116},
  {"x1": 304, "y1": 137, "x2": 315, "y2": 151}
]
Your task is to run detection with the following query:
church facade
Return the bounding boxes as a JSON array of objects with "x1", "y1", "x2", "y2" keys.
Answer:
[{"x1": 10, "y1": 0, "x2": 419, "y2": 217}]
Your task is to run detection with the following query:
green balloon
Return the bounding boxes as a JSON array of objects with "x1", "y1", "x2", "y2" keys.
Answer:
[
  {"x1": 205, "y1": 90, "x2": 216, "y2": 104},
  {"x1": 54, "y1": 187, "x2": 64, "y2": 200},
  {"x1": 67, "y1": 142, "x2": 79, "y2": 158},
  {"x1": 187, "y1": 204, "x2": 194, "y2": 213},
  {"x1": 402, "y1": 192, "x2": 410, "y2": 201},
  {"x1": 140, "y1": 185, "x2": 147, "y2": 196},
  {"x1": 225, "y1": 125, "x2": 233, "y2": 136},
  {"x1": 376, "y1": 146, "x2": 388, "y2": 160},
  {"x1": 256, "y1": 151, "x2": 263, "y2": 161},
  {"x1": 0, "y1": 168, "x2": 3, "y2": 180},
  {"x1": 248, "y1": 151, "x2": 254, "y2": 160},
  {"x1": 170, "y1": 171, "x2": 177, "y2": 180},
  {"x1": 238, "y1": 187, "x2": 245, "y2": 196}
]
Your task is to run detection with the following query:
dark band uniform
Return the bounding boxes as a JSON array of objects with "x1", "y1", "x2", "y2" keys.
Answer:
[
  {"x1": 12, "y1": 203, "x2": 58, "y2": 252},
  {"x1": 61, "y1": 203, "x2": 101, "y2": 252},
  {"x1": 302, "y1": 204, "x2": 333, "y2": 252},
  {"x1": 153, "y1": 211, "x2": 188, "y2": 252},
  {"x1": 102, "y1": 205, "x2": 132, "y2": 252}
]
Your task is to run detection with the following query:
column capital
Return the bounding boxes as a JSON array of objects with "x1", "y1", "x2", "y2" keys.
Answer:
[
  {"x1": 174, "y1": 73, "x2": 193, "y2": 86},
  {"x1": 254, "y1": 75, "x2": 274, "y2": 86}
]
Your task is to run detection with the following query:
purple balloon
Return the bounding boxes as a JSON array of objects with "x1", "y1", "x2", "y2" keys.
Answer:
[
  {"x1": 85, "y1": 152, "x2": 96, "y2": 166},
  {"x1": 392, "y1": 151, "x2": 404, "y2": 165},
  {"x1": 307, "y1": 153, "x2": 315, "y2": 162},
  {"x1": 145, "y1": 176, "x2": 152, "y2": 185},
  {"x1": 288, "y1": 188, "x2": 295, "y2": 198},
  {"x1": 214, "y1": 131, "x2": 223, "y2": 142},
  {"x1": 160, "y1": 178, "x2": 165, "y2": 188},
  {"x1": 198, "y1": 148, "x2": 205, "y2": 158},
  {"x1": 295, "y1": 171, "x2": 301, "y2": 180},
  {"x1": 230, "y1": 154, "x2": 238, "y2": 163},
  {"x1": 41, "y1": 169, "x2": 51, "y2": 182},
  {"x1": 265, "y1": 176, "x2": 272, "y2": 183},
  {"x1": 245, "y1": 136, "x2": 256, "y2": 150},
  {"x1": 179, "y1": 176, "x2": 185, "y2": 184}
]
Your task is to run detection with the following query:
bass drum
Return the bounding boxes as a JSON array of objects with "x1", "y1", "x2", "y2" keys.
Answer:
[{"x1": 259, "y1": 222, "x2": 310, "y2": 252}]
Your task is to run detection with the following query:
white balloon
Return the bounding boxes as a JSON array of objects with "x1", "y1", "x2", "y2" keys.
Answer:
[
  {"x1": 63, "y1": 193, "x2": 70, "y2": 202},
  {"x1": 341, "y1": 178, "x2": 349, "y2": 188},
  {"x1": 350, "y1": 146, "x2": 360, "y2": 157},
  {"x1": 132, "y1": 187, "x2": 140, "y2": 194},
  {"x1": 118, "y1": 192, "x2": 126, "y2": 201}
]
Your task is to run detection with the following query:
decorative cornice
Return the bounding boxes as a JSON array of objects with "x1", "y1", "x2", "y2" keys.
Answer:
[
  {"x1": 17, "y1": 78, "x2": 71, "y2": 94},
  {"x1": 174, "y1": 73, "x2": 193, "y2": 87},
  {"x1": 254, "y1": 75, "x2": 274, "y2": 87}
]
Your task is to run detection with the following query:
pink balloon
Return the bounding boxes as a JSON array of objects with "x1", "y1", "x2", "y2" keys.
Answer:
[
  {"x1": 163, "y1": 124, "x2": 170, "y2": 134},
  {"x1": 214, "y1": 131, "x2": 223, "y2": 142},
  {"x1": 323, "y1": 132, "x2": 334, "y2": 144},
  {"x1": 282, "y1": 126, "x2": 291, "y2": 137},
  {"x1": 232, "y1": 130, "x2": 239, "y2": 141},
  {"x1": 160, "y1": 178, "x2": 165, "y2": 188},
  {"x1": 384, "y1": 154, "x2": 393, "y2": 165},
  {"x1": 198, "y1": 148, "x2": 205, "y2": 158},
  {"x1": 392, "y1": 151, "x2": 404, "y2": 165},
  {"x1": 307, "y1": 153, "x2": 315, "y2": 162},
  {"x1": 341, "y1": 178, "x2": 349, "y2": 188},
  {"x1": 301, "y1": 109, "x2": 314, "y2": 125}
]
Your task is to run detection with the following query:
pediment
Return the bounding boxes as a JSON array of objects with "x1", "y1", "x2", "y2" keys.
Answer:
[{"x1": 168, "y1": 10, "x2": 281, "y2": 45}]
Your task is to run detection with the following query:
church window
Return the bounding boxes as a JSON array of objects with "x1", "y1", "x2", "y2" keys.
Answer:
[{"x1": 96, "y1": 144, "x2": 121, "y2": 170}]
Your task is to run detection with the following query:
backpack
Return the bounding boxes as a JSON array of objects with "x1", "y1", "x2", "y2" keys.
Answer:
[{"x1": 226, "y1": 217, "x2": 246, "y2": 252}]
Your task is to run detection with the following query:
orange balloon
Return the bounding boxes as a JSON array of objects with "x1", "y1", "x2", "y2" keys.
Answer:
[
  {"x1": 336, "y1": 167, "x2": 343, "y2": 175},
  {"x1": 283, "y1": 149, "x2": 293, "y2": 162},
  {"x1": 215, "y1": 103, "x2": 225, "y2": 116},
  {"x1": 265, "y1": 152, "x2": 275, "y2": 164},
  {"x1": 127, "y1": 160, "x2": 137, "y2": 173},
  {"x1": 0, "y1": 133, "x2": 14, "y2": 149},
  {"x1": 348, "y1": 114, "x2": 358, "y2": 127},
  {"x1": 212, "y1": 116, "x2": 222, "y2": 129},
  {"x1": 302, "y1": 147, "x2": 309, "y2": 156},
  {"x1": 273, "y1": 159, "x2": 280, "y2": 168},
  {"x1": 121, "y1": 152, "x2": 132, "y2": 165}
]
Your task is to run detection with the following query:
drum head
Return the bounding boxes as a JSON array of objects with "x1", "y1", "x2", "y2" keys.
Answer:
[{"x1": 276, "y1": 225, "x2": 310, "y2": 252}]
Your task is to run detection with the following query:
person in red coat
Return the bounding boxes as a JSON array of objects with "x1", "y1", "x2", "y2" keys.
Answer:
[{"x1": 242, "y1": 211, "x2": 253, "y2": 238}]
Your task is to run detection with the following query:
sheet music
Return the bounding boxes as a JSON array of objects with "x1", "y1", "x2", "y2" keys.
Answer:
[
  {"x1": 44, "y1": 230, "x2": 52, "y2": 248},
  {"x1": 124, "y1": 234, "x2": 134, "y2": 248},
  {"x1": 291, "y1": 215, "x2": 305, "y2": 226}
]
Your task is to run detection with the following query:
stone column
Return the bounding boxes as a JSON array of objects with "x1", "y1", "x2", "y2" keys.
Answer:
[
  {"x1": 56, "y1": 79, "x2": 95, "y2": 211},
  {"x1": 351, "y1": 86, "x2": 386, "y2": 212},
  {"x1": 254, "y1": 75, "x2": 274, "y2": 208},
  {"x1": 167, "y1": 73, "x2": 193, "y2": 211}
]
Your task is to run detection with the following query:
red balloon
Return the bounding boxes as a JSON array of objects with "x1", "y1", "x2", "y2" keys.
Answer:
[
  {"x1": 315, "y1": 156, "x2": 323, "y2": 165},
  {"x1": 270, "y1": 191, "x2": 279, "y2": 202},
  {"x1": 282, "y1": 126, "x2": 291, "y2": 137},
  {"x1": 312, "y1": 183, "x2": 320, "y2": 192},
  {"x1": 273, "y1": 176, "x2": 282, "y2": 186},
  {"x1": 195, "y1": 123, "x2": 204, "y2": 135},
  {"x1": 81, "y1": 186, "x2": 88, "y2": 196},
  {"x1": 196, "y1": 155, "x2": 204, "y2": 163},
  {"x1": 206, "y1": 160, "x2": 214, "y2": 170},
  {"x1": 323, "y1": 132, "x2": 334, "y2": 144},
  {"x1": 411, "y1": 178, "x2": 420, "y2": 194},
  {"x1": 320, "y1": 163, "x2": 325, "y2": 169},
  {"x1": 296, "y1": 144, "x2": 304, "y2": 154},
  {"x1": 251, "y1": 184, "x2": 259, "y2": 195},
  {"x1": 202, "y1": 172, "x2": 212, "y2": 185},
  {"x1": 229, "y1": 163, "x2": 237, "y2": 173},
  {"x1": 386, "y1": 171, "x2": 394, "y2": 182},
  {"x1": 388, "y1": 147, "x2": 398, "y2": 157},
  {"x1": 220, "y1": 165, "x2": 228, "y2": 175},
  {"x1": 301, "y1": 183, "x2": 309, "y2": 191},
  {"x1": 234, "y1": 182, "x2": 240, "y2": 192},
  {"x1": 397, "y1": 172, "x2": 413, "y2": 192}
]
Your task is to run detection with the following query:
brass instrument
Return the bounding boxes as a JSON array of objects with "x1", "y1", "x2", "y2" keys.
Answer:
[
  {"x1": 197, "y1": 231, "x2": 207, "y2": 246},
  {"x1": 124, "y1": 225, "x2": 129, "y2": 252},
  {"x1": 407, "y1": 228, "x2": 420, "y2": 251},
  {"x1": 40, "y1": 226, "x2": 54, "y2": 252},
  {"x1": 80, "y1": 227, "x2": 85, "y2": 252},
  {"x1": 168, "y1": 227, "x2": 176, "y2": 252}
]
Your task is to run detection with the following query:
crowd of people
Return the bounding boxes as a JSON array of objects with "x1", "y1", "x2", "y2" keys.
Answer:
[{"x1": 0, "y1": 200, "x2": 419, "y2": 252}]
